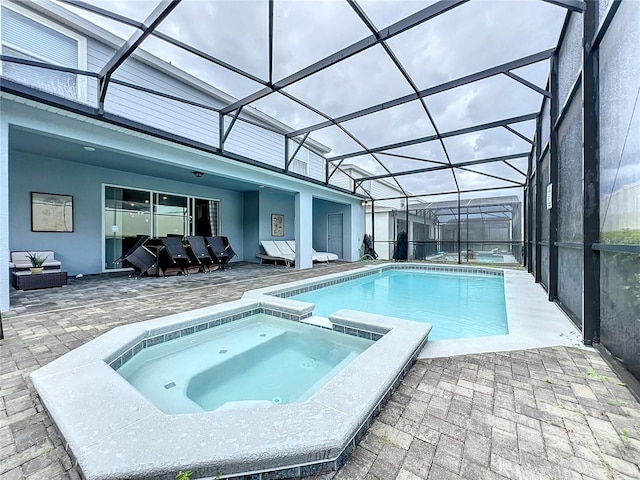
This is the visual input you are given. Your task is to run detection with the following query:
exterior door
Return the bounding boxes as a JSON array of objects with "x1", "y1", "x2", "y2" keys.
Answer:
[{"x1": 327, "y1": 213, "x2": 343, "y2": 259}]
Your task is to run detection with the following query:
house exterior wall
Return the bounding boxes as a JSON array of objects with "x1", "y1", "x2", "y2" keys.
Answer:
[
  {"x1": 308, "y1": 151, "x2": 325, "y2": 182},
  {"x1": 329, "y1": 168, "x2": 405, "y2": 210},
  {"x1": 259, "y1": 190, "x2": 295, "y2": 242},
  {"x1": 312, "y1": 199, "x2": 354, "y2": 259},
  {"x1": 365, "y1": 211, "x2": 392, "y2": 260},
  {"x1": 1, "y1": 1, "x2": 328, "y2": 180},
  {"x1": 9, "y1": 151, "x2": 245, "y2": 276},
  {"x1": 243, "y1": 191, "x2": 260, "y2": 263},
  {"x1": 224, "y1": 117, "x2": 284, "y2": 168}
]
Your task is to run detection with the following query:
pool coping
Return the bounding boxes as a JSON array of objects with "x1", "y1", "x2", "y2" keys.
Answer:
[{"x1": 30, "y1": 297, "x2": 431, "y2": 480}]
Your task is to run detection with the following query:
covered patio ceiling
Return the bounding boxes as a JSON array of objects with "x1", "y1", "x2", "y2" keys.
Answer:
[
  {"x1": 1, "y1": 0, "x2": 583, "y2": 202},
  {"x1": 8, "y1": 126, "x2": 311, "y2": 195}
]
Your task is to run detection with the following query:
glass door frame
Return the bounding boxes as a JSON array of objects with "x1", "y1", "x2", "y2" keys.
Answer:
[{"x1": 101, "y1": 183, "x2": 221, "y2": 272}]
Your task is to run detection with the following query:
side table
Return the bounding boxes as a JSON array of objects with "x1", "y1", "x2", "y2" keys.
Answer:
[{"x1": 11, "y1": 270, "x2": 68, "y2": 290}]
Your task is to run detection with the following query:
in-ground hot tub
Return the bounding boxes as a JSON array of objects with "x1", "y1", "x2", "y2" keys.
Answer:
[
  {"x1": 31, "y1": 297, "x2": 431, "y2": 480},
  {"x1": 117, "y1": 314, "x2": 374, "y2": 414}
]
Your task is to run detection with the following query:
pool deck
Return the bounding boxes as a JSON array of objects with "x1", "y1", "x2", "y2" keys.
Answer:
[{"x1": 1, "y1": 262, "x2": 639, "y2": 480}]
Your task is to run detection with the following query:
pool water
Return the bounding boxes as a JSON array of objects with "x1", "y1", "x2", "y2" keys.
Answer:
[
  {"x1": 476, "y1": 254, "x2": 505, "y2": 263},
  {"x1": 293, "y1": 271, "x2": 508, "y2": 340},
  {"x1": 117, "y1": 314, "x2": 373, "y2": 414}
]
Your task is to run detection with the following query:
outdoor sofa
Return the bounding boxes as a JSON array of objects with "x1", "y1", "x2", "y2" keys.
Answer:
[{"x1": 9, "y1": 250, "x2": 62, "y2": 271}]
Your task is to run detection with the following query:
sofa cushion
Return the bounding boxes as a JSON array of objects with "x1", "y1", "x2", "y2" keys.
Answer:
[{"x1": 10, "y1": 251, "x2": 61, "y2": 269}]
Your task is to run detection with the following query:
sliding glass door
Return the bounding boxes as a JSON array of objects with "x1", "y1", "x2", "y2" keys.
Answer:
[
  {"x1": 104, "y1": 185, "x2": 220, "y2": 270},
  {"x1": 153, "y1": 193, "x2": 188, "y2": 238},
  {"x1": 104, "y1": 186, "x2": 151, "y2": 269}
]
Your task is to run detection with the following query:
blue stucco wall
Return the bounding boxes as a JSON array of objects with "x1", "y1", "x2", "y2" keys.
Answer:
[
  {"x1": 312, "y1": 199, "x2": 351, "y2": 257},
  {"x1": 259, "y1": 190, "x2": 295, "y2": 241},
  {"x1": 9, "y1": 152, "x2": 244, "y2": 275},
  {"x1": 243, "y1": 191, "x2": 260, "y2": 263}
]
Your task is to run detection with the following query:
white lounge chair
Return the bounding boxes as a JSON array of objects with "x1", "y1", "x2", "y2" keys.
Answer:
[
  {"x1": 284, "y1": 240, "x2": 338, "y2": 262},
  {"x1": 257, "y1": 241, "x2": 295, "y2": 267}
]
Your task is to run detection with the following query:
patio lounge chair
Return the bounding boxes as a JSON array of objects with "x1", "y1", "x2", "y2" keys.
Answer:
[
  {"x1": 284, "y1": 240, "x2": 339, "y2": 262},
  {"x1": 205, "y1": 236, "x2": 231, "y2": 269},
  {"x1": 158, "y1": 237, "x2": 193, "y2": 275},
  {"x1": 120, "y1": 239, "x2": 156, "y2": 279},
  {"x1": 257, "y1": 240, "x2": 295, "y2": 267},
  {"x1": 113, "y1": 235, "x2": 149, "y2": 265},
  {"x1": 220, "y1": 236, "x2": 237, "y2": 264},
  {"x1": 186, "y1": 236, "x2": 216, "y2": 272}
]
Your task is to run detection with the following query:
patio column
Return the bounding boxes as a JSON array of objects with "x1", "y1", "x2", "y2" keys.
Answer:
[
  {"x1": 295, "y1": 191, "x2": 313, "y2": 270},
  {"x1": 0, "y1": 119, "x2": 10, "y2": 312}
]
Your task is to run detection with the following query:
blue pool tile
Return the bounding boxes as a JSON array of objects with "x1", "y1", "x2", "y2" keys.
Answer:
[
  {"x1": 121, "y1": 349, "x2": 133, "y2": 364},
  {"x1": 147, "y1": 335, "x2": 164, "y2": 347},
  {"x1": 180, "y1": 326, "x2": 195, "y2": 337},
  {"x1": 344, "y1": 327, "x2": 358, "y2": 337},
  {"x1": 195, "y1": 323, "x2": 208, "y2": 332},
  {"x1": 165, "y1": 331, "x2": 180, "y2": 342},
  {"x1": 357, "y1": 330, "x2": 372, "y2": 340}
]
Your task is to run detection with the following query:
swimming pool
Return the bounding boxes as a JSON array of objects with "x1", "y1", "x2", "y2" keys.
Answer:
[
  {"x1": 117, "y1": 314, "x2": 373, "y2": 414},
  {"x1": 291, "y1": 270, "x2": 508, "y2": 340}
]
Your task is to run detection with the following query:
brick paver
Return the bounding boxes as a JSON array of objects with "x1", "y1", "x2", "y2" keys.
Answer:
[{"x1": 1, "y1": 262, "x2": 639, "y2": 480}]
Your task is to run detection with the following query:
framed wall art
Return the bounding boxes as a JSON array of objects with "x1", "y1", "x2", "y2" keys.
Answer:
[
  {"x1": 271, "y1": 213, "x2": 284, "y2": 237},
  {"x1": 31, "y1": 192, "x2": 74, "y2": 232}
]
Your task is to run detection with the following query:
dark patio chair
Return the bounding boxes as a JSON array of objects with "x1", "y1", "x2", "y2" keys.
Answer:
[
  {"x1": 122, "y1": 242, "x2": 157, "y2": 279},
  {"x1": 186, "y1": 236, "x2": 216, "y2": 272},
  {"x1": 113, "y1": 235, "x2": 150, "y2": 265},
  {"x1": 205, "y1": 236, "x2": 231, "y2": 270},
  {"x1": 220, "y1": 236, "x2": 237, "y2": 264},
  {"x1": 159, "y1": 237, "x2": 193, "y2": 275}
]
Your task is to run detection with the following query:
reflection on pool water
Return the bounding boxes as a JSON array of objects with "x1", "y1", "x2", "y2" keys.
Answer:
[
  {"x1": 117, "y1": 314, "x2": 374, "y2": 414},
  {"x1": 292, "y1": 270, "x2": 508, "y2": 341}
]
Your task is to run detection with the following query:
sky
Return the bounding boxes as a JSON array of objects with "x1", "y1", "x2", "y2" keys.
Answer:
[{"x1": 55, "y1": 0, "x2": 568, "y2": 201}]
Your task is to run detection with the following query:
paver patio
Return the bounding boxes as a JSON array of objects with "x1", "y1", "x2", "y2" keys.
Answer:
[{"x1": 0, "y1": 262, "x2": 639, "y2": 480}]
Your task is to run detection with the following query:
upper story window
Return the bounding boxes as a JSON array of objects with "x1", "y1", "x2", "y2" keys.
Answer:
[
  {"x1": 1, "y1": 3, "x2": 87, "y2": 102},
  {"x1": 290, "y1": 147, "x2": 309, "y2": 176}
]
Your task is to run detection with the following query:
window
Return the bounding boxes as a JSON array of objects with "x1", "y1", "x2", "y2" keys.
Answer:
[
  {"x1": 1, "y1": 3, "x2": 87, "y2": 102},
  {"x1": 103, "y1": 185, "x2": 221, "y2": 270}
]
